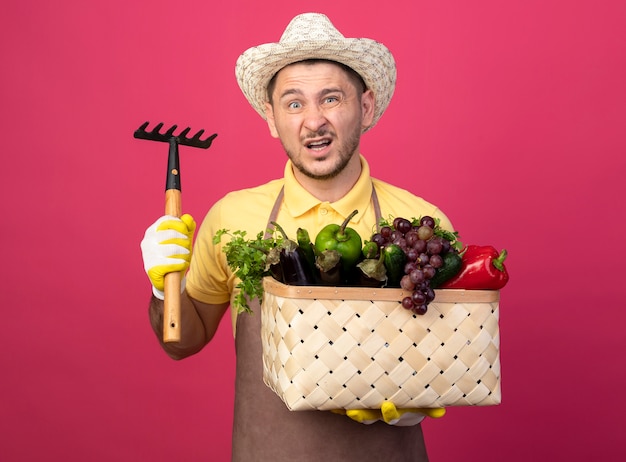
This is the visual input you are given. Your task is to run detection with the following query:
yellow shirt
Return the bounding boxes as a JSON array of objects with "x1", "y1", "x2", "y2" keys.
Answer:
[{"x1": 186, "y1": 156, "x2": 453, "y2": 334}]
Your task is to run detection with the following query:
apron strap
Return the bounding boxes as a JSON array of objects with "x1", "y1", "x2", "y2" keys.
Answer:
[
  {"x1": 371, "y1": 185, "x2": 382, "y2": 231},
  {"x1": 264, "y1": 186, "x2": 285, "y2": 239}
]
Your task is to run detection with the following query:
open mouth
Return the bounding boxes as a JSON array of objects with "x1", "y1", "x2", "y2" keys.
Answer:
[{"x1": 306, "y1": 138, "x2": 332, "y2": 150}]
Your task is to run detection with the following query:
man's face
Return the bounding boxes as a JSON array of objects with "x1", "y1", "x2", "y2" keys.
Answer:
[{"x1": 265, "y1": 61, "x2": 375, "y2": 181}]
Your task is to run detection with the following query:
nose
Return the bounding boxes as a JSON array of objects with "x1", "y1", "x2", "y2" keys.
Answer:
[{"x1": 302, "y1": 104, "x2": 327, "y2": 132}]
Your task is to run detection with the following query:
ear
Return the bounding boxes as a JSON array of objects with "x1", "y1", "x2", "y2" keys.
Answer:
[
  {"x1": 265, "y1": 102, "x2": 279, "y2": 138},
  {"x1": 361, "y1": 90, "x2": 375, "y2": 131}
]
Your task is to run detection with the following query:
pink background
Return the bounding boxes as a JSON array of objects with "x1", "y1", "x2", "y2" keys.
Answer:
[{"x1": 2, "y1": 0, "x2": 625, "y2": 460}]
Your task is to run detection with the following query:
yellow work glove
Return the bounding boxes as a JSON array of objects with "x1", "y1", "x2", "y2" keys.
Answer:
[
  {"x1": 140, "y1": 214, "x2": 196, "y2": 299},
  {"x1": 334, "y1": 402, "x2": 446, "y2": 426}
]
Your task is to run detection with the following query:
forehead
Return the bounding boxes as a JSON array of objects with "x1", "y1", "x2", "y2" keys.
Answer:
[{"x1": 272, "y1": 61, "x2": 356, "y2": 93}]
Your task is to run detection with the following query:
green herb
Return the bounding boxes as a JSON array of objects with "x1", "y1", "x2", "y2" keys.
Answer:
[
  {"x1": 213, "y1": 228, "x2": 279, "y2": 314},
  {"x1": 430, "y1": 218, "x2": 463, "y2": 251}
]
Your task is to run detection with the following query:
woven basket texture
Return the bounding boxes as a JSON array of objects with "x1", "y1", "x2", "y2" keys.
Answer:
[{"x1": 261, "y1": 277, "x2": 501, "y2": 411}]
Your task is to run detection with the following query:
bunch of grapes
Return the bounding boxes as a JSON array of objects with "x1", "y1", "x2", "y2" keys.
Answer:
[{"x1": 370, "y1": 216, "x2": 458, "y2": 315}]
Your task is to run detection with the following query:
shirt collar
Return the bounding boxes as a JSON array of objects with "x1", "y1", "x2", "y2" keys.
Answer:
[{"x1": 283, "y1": 155, "x2": 373, "y2": 224}]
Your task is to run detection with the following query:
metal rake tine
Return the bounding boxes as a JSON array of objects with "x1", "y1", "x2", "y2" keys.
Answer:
[
  {"x1": 134, "y1": 121, "x2": 217, "y2": 148},
  {"x1": 178, "y1": 128, "x2": 217, "y2": 149},
  {"x1": 164, "y1": 124, "x2": 178, "y2": 137},
  {"x1": 134, "y1": 121, "x2": 157, "y2": 141},
  {"x1": 152, "y1": 122, "x2": 164, "y2": 134},
  {"x1": 134, "y1": 121, "x2": 175, "y2": 143},
  {"x1": 191, "y1": 129, "x2": 205, "y2": 141}
]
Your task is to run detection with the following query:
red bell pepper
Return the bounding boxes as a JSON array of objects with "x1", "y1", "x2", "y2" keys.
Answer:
[{"x1": 440, "y1": 245, "x2": 509, "y2": 289}]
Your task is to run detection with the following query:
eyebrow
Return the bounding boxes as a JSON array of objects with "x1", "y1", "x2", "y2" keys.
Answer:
[{"x1": 278, "y1": 87, "x2": 345, "y2": 101}]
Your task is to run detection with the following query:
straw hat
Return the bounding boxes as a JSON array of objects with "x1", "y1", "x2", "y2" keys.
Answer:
[{"x1": 235, "y1": 13, "x2": 396, "y2": 131}]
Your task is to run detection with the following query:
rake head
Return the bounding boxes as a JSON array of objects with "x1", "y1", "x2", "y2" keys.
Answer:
[{"x1": 134, "y1": 121, "x2": 217, "y2": 149}]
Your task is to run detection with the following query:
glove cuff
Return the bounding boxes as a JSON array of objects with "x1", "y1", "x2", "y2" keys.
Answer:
[{"x1": 152, "y1": 276, "x2": 186, "y2": 300}]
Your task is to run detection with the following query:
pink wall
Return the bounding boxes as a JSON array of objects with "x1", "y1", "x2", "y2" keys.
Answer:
[{"x1": 2, "y1": 1, "x2": 625, "y2": 460}]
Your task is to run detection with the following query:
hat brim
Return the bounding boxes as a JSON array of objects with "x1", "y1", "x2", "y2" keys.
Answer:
[{"x1": 235, "y1": 37, "x2": 396, "y2": 131}]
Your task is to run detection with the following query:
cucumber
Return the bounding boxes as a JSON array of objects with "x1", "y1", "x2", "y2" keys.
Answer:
[
  {"x1": 383, "y1": 244, "x2": 406, "y2": 288},
  {"x1": 430, "y1": 252, "x2": 463, "y2": 288}
]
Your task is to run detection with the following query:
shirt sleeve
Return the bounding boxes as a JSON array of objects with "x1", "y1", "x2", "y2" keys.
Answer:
[{"x1": 186, "y1": 198, "x2": 234, "y2": 306}]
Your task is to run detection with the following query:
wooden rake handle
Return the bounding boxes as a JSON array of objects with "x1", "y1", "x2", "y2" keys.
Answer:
[
  {"x1": 163, "y1": 188, "x2": 182, "y2": 343},
  {"x1": 162, "y1": 137, "x2": 183, "y2": 343}
]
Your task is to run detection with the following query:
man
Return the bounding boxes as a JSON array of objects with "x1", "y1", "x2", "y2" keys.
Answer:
[{"x1": 141, "y1": 13, "x2": 453, "y2": 461}]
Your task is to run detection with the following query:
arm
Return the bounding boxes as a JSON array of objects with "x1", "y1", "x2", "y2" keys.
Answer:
[
  {"x1": 148, "y1": 292, "x2": 229, "y2": 360},
  {"x1": 141, "y1": 213, "x2": 230, "y2": 359}
]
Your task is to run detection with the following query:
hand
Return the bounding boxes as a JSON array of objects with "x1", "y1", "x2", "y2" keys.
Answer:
[
  {"x1": 334, "y1": 401, "x2": 446, "y2": 426},
  {"x1": 140, "y1": 214, "x2": 196, "y2": 299}
]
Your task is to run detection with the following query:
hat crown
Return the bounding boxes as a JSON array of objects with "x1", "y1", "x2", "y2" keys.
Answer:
[{"x1": 279, "y1": 13, "x2": 345, "y2": 44}]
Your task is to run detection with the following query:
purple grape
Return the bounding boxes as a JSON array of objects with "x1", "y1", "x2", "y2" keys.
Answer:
[
  {"x1": 404, "y1": 261, "x2": 417, "y2": 274},
  {"x1": 423, "y1": 265, "x2": 436, "y2": 279},
  {"x1": 411, "y1": 290, "x2": 426, "y2": 305},
  {"x1": 402, "y1": 297, "x2": 414, "y2": 310},
  {"x1": 409, "y1": 268, "x2": 425, "y2": 284},
  {"x1": 390, "y1": 230, "x2": 404, "y2": 242},
  {"x1": 393, "y1": 236, "x2": 407, "y2": 249},
  {"x1": 412, "y1": 304, "x2": 428, "y2": 315},
  {"x1": 427, "y1": 239, "x2": 443, "y2": 255},
  {"x1": 405, "y1": 230, "x2": 419, "y2": 247},
  {"x1": 371, "y1": 233, "x2": 386, "y2": 247},
  {"x1": 405, "y1": 248, "x2": 418, "y2": 262},
  {"x1": 417, "y1": 253, "x2": 430, "y2": 265},
  {"x1": 441, "y1": 239, "x2": 451, "y2": 254},
  {"x1": 413, "y1": 239, "x2": 426, "y2": 253},
  {"x1": 394, "y1": 217, "x2": 413, "y2": 235},
  {"x1": 420, "y1": 216, "x2": 435, "y2": 228},
  {"x1": 429, "y1": 254, "x2": 443, "y2": 269},
  {"x1": 425, "y1": 287, "x2": 435, "y2": 302},
  {"x1": 400, "y1": 275, "x2": 416, "y2": 291}
]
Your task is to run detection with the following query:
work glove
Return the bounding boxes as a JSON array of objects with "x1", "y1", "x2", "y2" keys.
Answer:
[
  {"x1": 334, "y1": 402, "x2": 445, "y2": 426},
  {"x1": 140, "y1": 214, "x2": 196, "y2": 299}
]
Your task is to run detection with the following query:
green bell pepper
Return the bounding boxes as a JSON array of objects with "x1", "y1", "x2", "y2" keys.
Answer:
[{"x1": 314, "y1": 209, "x2": 362, "y2": 272}]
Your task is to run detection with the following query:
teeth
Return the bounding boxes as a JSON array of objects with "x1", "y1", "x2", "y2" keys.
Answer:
[{"x1": 308, "y1": 140, "x2": 329, "y2": 148}]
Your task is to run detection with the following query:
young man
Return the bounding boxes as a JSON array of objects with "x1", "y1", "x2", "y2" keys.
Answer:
[{"x1": 141, "y1": 13, "x2": 453, "y2": 461}]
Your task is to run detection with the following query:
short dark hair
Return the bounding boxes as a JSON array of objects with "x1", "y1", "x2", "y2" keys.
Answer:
[{"x1": 266, "y1": 59, "x2": 367, "y2": 104}]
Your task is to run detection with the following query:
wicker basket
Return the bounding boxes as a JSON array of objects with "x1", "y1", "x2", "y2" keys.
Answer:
[{"x1": 261, "y1": 277, "x2": 501, "y2": 411}]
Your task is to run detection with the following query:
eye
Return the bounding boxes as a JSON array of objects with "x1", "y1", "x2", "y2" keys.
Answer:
[
  {"x1": 288, "y1": 101, "x2": 302, "y2": 110},
  {"x1": 321, "y1": 95, "x2": 341, "y2": 108}
]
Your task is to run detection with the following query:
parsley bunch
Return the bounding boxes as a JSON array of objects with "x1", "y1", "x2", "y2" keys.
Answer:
[{"x1": 213, "y1": 229, "x2": 279, "y2": 314}]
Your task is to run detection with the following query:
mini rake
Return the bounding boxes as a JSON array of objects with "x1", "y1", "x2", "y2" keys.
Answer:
[{"x1": 134, "y1": 121, "x2": 217, "y2": 343}]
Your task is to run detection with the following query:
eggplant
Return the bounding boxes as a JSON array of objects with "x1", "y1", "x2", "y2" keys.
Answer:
[
  {"x1": 266, "y1": 246, "x2": 284, "y2": 282},
  {"x1": 271, "y1": 221, "x2": 316, "y2": 286},
  {"x1": 355, "y1": 250, "x2": 387, "y2": 287},
  {"x1": 296, "y1": 228, "x2": 320, "y2": 281},
  {"x1": 315, "y1": 248, "x2": 344, "y2": 286}
]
